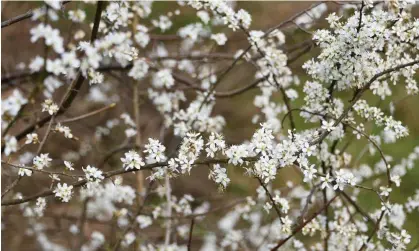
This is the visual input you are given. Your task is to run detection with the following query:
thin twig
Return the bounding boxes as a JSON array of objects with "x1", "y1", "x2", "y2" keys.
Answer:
[
  {"x1": 358, "y1": 210, "x2": 386, "y2": 251},
  {"x1": 321, "y1": 163, "x2": 330, "y2": 251},
  {"x1": 310, "y1": 59, "x2": 419, "y2": 146},
  {"x1": 1, "y1": 1, "x2": 105, "y2": 153},
  {"x1": 190, "y1": 3, "x2": 322, "y2": 117},
  {"x1": 1, "y1": 161, "x2": 82, "y2": 178},
  {"x1": 1, "y1": 176, "x2": 21, "y2": 198},
  {"x1": 297, "y1": 185, "x2": 318, "y2": 223},
  {"x1": 341, "y1": 191, "x2": 375, "y2": 223},
  {"x1": 112, "y1": 181, "x2": 154, "y2": 251},
  {"x1": 187, "y1": 218, "x2": 195, "y2": 251},
  {"x1": 271, "y1": 194, "x2": 339, "y2": 250},
  {"x1": 76, "y1": 198, "x2": 89, "y2": 250},
  {"x1": 1, "y1": 1, "x2": 70, "y2": 28},
  {"x1": 58, "y1": 103, "x2": 116, "y2": 123},
  {"x1": 164, "y1": 173, "x2": 173, "y2": 247},
  {"x1": 36, "y1": 116, "x2": 55, "y2": 155},
  {"x1": 1, "y1": 156, "x2": 258, "y2": 206},
  {"x1": 139, "y1": 198, "x2": 247, "y2": 220},
  {"x1": 357, "y1": 1, "x2": 365, "y2": 33},
  {"x1": 257, "y1": 177, "x2": 283, "y2": 221}
]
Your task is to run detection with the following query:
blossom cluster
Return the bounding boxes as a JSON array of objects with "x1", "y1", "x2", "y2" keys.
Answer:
[{"x1": 1, "y1": 1, "x2": 419, "y2": 251}]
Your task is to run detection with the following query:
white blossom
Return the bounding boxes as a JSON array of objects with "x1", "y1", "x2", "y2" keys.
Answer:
[
  {"x1": 33, "y1": 153, "x2": 52, "y2": 170},
  {"x1": 121, "y1": 150, "x2": 145, "y2": 170},
  {"x1": 144, "y1": 138, "x2": 167, "y2": 163},
  {"x1": 18, "y1": 166, "x2": 32, "y2": 177},
  {"x1": 136, "y1": 215, "x2": 152, "y2": 229},
  {"x1": 64, "y1": 161, "x2": 74, "y2": 171},
  {"x1": 211, "y1": 33, "x2": 227, "y2": 45},
  {"x1": 83, "y1": 165, "x2": 104, "y2": 182},
  {"x1": 128, "y1": 58, "x2": 149, "y2": 80},
  {"x1": 209, "y1": 164, "x2": 230, "y2": 189},
  {"x1": 41, "y1": 99, "x2": 59, "y2": 115},
  {"x1": 53, "y1": 183, "x2": 73, "y2": 202},
  {"x1": 321, "y1": 120, "x2": 336, "y2": 132},
  {"x1": 4, "y1": 136, "x2": 18, "y2": 156}
]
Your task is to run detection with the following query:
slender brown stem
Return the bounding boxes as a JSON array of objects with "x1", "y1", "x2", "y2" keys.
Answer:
[
  {"x1": 358, "y1": 211, "x2": 386, "y2": 251},
  {"x1": 257, "y1": 177, "x2": 283, "y2": 221},
  {"x1": 36, "y1": 116, "x2": 55, "y2": 155},
  {"x1": 1, "y1": 1, "x2": 71, "y2": 28},
  {"x1": 112, "y1": 181, "x2": 154, "y2": 251},
  {"x1": 1, "y1": 176, "x2": 21, "y2": 198},
  {"x1": 298, "y1": 185, "x2": 318, "y2": 223},
  {"x1": 341, "y1": 191, "x2": 375, "y2": 224},
  {"x1": 310, "y1": 59, "x2": 419, "y2": 146},
  {"x1": 1, "y1": 155, "x2": 257, "y2": 205},
  {"x1": 58, "y1": 103, "x2": 116, "y2": 123},
  {"x1": 187, "y1": 218, "x2": 195, "y2": 251},
  {"x1": 1, "y1": 1, "x2": 105, "y2": 153},
  {"x1": 76, "y1": 198, "x2": 89, "y2": 250},
  {"x1": 321, "y1": 163, "x2": 330, "y2": 251},
  {"x1": 357, "y1": 1, "x2": 365, "y2": 33},
  {"x1": 271, "y1": 194, "x2": 339, "y2": 250},
  {"x1": 2, "y1": 161, "x2": 82, "y2": 178}
]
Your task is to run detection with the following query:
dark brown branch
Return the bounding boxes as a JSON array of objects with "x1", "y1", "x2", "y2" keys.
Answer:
[
  {"x1": 36, "y1": 116, "x2": 55, "y2": 155},
  {"x1": 1, "y1": 1, "x2": 71, "y2": 28},
  {"x1": 1, "y1": 156, "x2": 258, "y2": 206},
  {"x1": 58, "y1": 103, "x2": 116, "y2": 123},
  {"x1": 358, "y1": 210, "x2": 386, "y2": 251},
  {"x1": 271, "y1": 194, "x2": 339, "y2": 250},
  {"x1": 152, "y1": 65, "x2": 265, "y2": 98},
  {"x1": 2, "y1": 1, "x2": 105, "y2": 153},
  {"x1": 216, "y1": 77, "x2": 266, "y2": 98},
  {"x1": 279, "y1": 86, "x2": 296, "y2": 132},
  {"x1": 1, "y1": 71, "x2": 38, "y2": 86},
  {"x1": 341, "y1": 191, "x2": 374, "y2": 223},
  {"x1": 2, "y1": 77, "x2": 43, "y2": 137},
  {"x1": 257, "y1": 177, "x2": 283, "y2": 221},
  {"x1": 322, "y1": 163, "x2": 330, "y2": 251},
  {"x1": 149, "y1": 34, "x2": 181, "y2": 41},
  {"x1": 2, "y1": 161, "x2": 82, "y2": 178},
  {"x1": 187, "y1": 218, "x2": 195, "y2": 251},
  {"x1": 112, "y1": 181, "x2": 154, "y2": 251},
  {"x1": 76, "y1": 198, "x2": 89, "y2": 250},
  {"x1": 357, "y1": 1, "x2": 365, "y2": 33},
  {"x1": 239, "y1": 25, "x2": 297, "y2": 133},
  {"x1": 287, "y1": 43, "x2": 313, "y2": 65},
  {"x1": 310, "y1": 59, "x2": 419, "y2": 146},
  {"x1": 0, "y1": 53, "x2": 236, "y2": 86},
  {"x1": 149, "y1": 53, "x2": 236, "y2": 61},
  {"x1": 98, "y1": 143, "x2": 137, "y2": 169},
  {"x1": 282, "y1": 108, "x2": 392, "y2": 182},
  {"x1": 263, "y1": 2, "x2": 324, "y2": 39},
  {"x1": 185, "y1": 0, "x2": 319, "y2": 113},
  {"x1": 150, "y1": 198, "x2": 247, "y2": 220},
  {"x1": 297, "y1": 185, "x2": 318, "y2": 223},
  {"x1": 1, "y1": 176, "x2": 21, "y2": 198}
]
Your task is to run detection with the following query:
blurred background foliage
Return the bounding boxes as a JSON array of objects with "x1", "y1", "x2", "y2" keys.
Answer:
[{"x1": 1, "y1": 1, "x2": 419, "y2": 249}]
